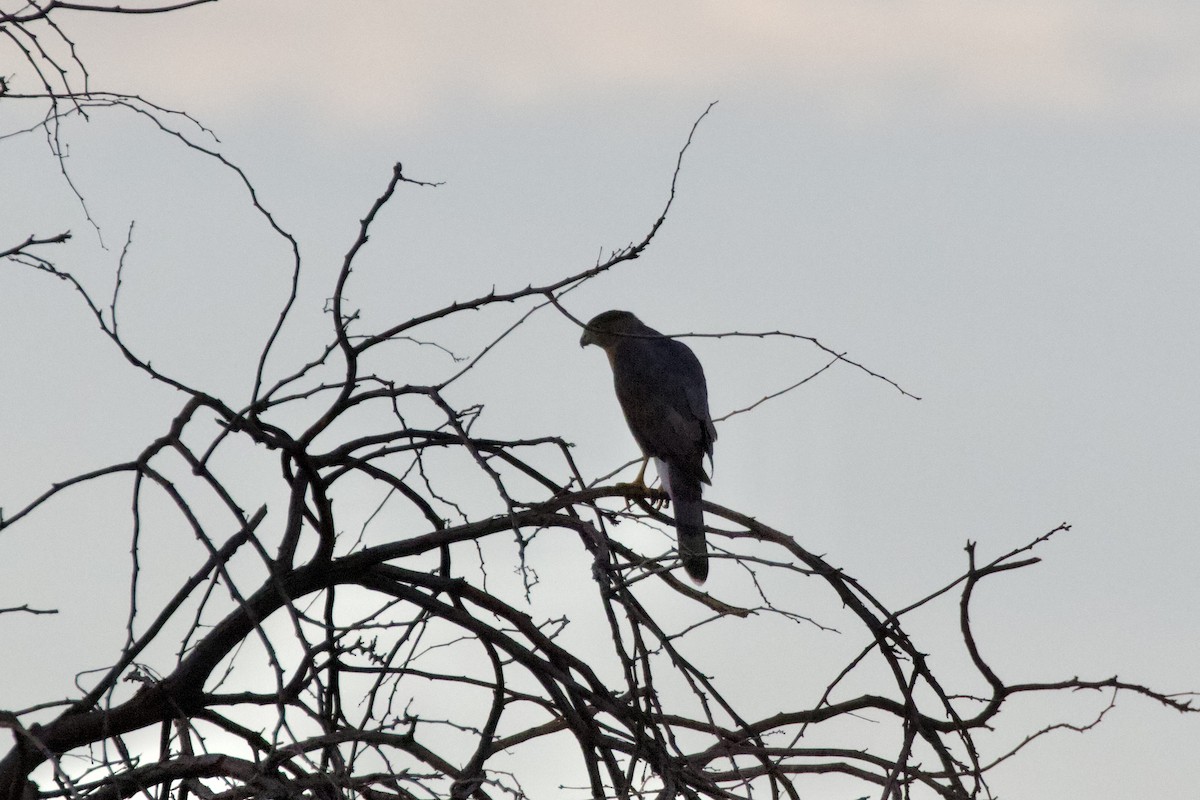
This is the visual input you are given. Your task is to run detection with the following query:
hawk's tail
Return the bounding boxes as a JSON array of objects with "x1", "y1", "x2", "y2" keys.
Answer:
[{"x1": 665, "y1": 461, "x2": 708, "y2": 584}]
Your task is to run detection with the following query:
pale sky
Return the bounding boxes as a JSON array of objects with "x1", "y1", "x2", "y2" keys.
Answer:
[{"x1": 3, "y1": 2, "x2": 1199, "y2": 797}]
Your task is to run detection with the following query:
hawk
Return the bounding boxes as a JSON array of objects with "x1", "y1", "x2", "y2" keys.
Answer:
[{"x1": 580, "y1": 310, "x2": 717, "y2": 583}]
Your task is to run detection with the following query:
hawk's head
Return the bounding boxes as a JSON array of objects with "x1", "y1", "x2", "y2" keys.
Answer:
[{"x1": 579, "y1": 310, "x2": 646, "y2": 350}]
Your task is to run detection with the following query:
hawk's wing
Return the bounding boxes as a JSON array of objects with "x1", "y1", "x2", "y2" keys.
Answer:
[{"x1": 611, "y1": 334, "x2": 715, "y2": 485}]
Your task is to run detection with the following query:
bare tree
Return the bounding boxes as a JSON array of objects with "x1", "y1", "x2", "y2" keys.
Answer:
[{"x1": 2, "y1": 5, "x2": 1196, "y2": 800}]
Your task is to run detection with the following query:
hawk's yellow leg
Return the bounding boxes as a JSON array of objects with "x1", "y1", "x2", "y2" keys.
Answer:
[{"x1": 618, "y1": 457, "x2": 668, "y2": 509}]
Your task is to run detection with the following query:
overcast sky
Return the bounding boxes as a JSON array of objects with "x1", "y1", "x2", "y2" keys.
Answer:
[{"x1": 3, "y1": 2, "x2": 1199, "y2": 797}]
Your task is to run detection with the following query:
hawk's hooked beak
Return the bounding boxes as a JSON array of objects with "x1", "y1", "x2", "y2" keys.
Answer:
[{"x1": 579, "y1": 329, "x2": 594, "y2": 348}]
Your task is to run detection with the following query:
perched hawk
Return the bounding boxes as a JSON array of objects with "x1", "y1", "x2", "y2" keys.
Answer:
[{"x1": 580, "y1": 310, "x2": 717, "y2": 583}]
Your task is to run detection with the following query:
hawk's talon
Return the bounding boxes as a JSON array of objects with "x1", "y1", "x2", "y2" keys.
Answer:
[{"x1": 614, "y1": 479, "x2": 668, "y2": 510}]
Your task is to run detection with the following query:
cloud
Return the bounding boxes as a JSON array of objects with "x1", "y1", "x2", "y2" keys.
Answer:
[{"x1": 66, "y1": 1, "x2": 1200, "y2": 126}]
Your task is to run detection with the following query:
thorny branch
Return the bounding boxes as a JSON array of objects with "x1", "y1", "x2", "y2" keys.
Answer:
[{"x1": 2, "y1": 9, "x2": 1197, "y2": 800}]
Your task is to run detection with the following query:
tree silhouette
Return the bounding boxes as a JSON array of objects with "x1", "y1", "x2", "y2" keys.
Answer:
[{"x1": 1, "y1": 5, "x2": 1195, "y2": 800}]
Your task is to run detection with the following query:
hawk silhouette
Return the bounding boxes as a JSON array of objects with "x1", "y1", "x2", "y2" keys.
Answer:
[{"x1": 580, "y1": 310, "x2": 717, "y2": 583}]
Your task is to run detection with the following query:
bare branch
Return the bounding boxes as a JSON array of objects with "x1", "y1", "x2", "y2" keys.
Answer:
[{"x1": 1, "y1": 31, "x2": 1190, "y2": 800}]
